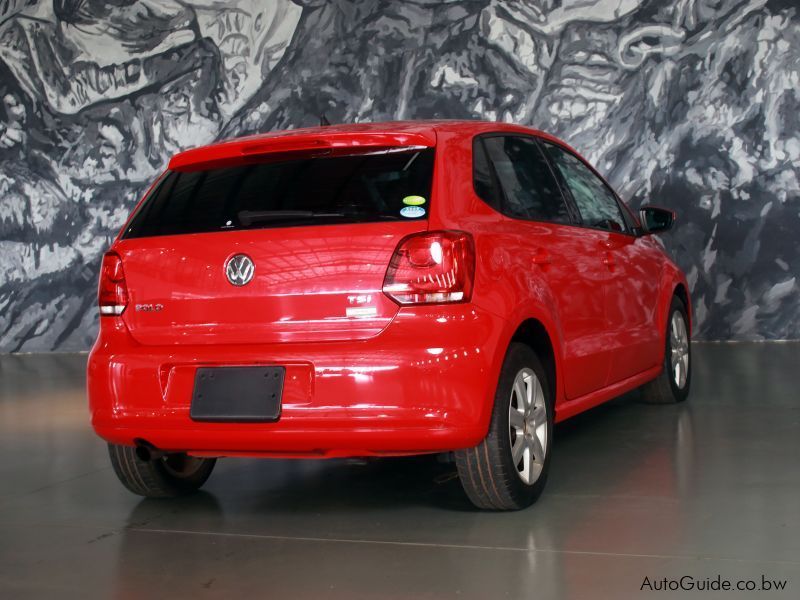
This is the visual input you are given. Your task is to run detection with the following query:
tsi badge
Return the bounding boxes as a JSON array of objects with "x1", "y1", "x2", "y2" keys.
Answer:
[
  {"x1": 225, "y1": 254, "x2": 255, "y2": 286},
  {"x1": 346, "y1": 294, "x2": 377, "y2": 318}
]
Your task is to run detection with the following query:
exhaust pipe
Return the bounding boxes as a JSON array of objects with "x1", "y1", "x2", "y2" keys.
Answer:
[{"x1": 134, "y1": 439, "x2": 166, "y2": 462}]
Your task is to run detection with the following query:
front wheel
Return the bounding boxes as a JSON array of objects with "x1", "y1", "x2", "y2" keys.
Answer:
[
  {"x1": 640, "y1": 296, "x2": 691, "y2": 404},
  {"x1": 108, "y1": 444, "x2": 216, "y2": 498},
  {"x1": 455, "y1": 343, "x2": 553, "y2": 510}
]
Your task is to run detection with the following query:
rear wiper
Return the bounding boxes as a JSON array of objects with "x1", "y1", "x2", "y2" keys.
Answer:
[{"x1": 238, "y1": 210, "x2": 345, "y2": 226}]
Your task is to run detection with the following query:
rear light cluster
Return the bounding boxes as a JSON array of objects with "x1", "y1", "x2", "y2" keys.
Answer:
[
  {"x1": 98, "y1": 252, "x2": 129, "y2": 316},
  {"x1": 383, "y1": 231, "x2": 475, "y2": 305}
]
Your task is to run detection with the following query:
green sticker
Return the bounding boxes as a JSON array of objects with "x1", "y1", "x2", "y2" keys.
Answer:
[{"x1": 402, "y1": 195, "x2": 426, "y2": 206}]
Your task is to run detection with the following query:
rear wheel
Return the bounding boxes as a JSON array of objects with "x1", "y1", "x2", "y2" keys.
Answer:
[
  {"x1": 108, "y1": 444, "x2": 216, "y2": 498},
  {"x1": 640, "y1": 296, "x2": 691, "y2": 404},
  {"x1": 455, "y1": 343, "x2": 553, "y2": 510}
]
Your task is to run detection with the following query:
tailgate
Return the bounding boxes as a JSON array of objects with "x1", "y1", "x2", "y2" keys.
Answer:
[{"x1": 116, "y1": 221, "x2": 427, "y2": 346}]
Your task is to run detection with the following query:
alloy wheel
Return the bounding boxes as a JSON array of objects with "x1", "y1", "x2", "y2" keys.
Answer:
[
  {"x1": 508, "y1": 368, "x2": 548, "y2": 485},
  {"x1": 670, "y1": 311, "x2": 690, "y2": 389}
]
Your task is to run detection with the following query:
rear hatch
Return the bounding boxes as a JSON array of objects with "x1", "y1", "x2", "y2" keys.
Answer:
[{"x1": 114, "y1": 139, "x2": 435, "y2": 346}]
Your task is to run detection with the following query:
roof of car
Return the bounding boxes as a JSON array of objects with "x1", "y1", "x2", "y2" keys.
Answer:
[
  {"x1": 168, "y1": 120, "x2": 562, "y2": 171},
  {"x1": 212, "y1": 119, "x2": 546, "y2": 142}
]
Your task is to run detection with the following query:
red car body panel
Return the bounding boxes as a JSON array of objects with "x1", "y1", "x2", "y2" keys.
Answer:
[
  {"x1": 116, "y1": 221, "x2": 423, "y2": 346},
  {"x1": 88, "y1": 120, "x2": 690, "y2": 458}
]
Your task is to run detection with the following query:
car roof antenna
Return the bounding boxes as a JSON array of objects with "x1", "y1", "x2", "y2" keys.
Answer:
[{"x1": 319, "y1": 113, "x2": 331, "y2": 126}]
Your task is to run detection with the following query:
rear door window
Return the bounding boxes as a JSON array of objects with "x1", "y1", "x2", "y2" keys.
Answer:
[
  {"x1": 123, "y1": 148, "x2": 435, "y2": 238},
  {"x1": 475, "y1": 135, "x2": 571, "y2": 223}
]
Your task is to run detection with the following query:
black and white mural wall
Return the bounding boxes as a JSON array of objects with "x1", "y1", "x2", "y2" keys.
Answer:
[{"x1": 0, "y1": 0, "x2": 798, "y2": 351}]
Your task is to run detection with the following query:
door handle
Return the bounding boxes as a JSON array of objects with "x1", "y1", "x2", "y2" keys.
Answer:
[
  {"x1": 602, "y1": 251, "x2": 615, "y2": 268},
  {"x1": 532, "y1": 249, "x2": 553, "y2": 266}
]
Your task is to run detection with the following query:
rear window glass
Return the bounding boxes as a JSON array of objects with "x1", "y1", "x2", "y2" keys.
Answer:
[{"x1": 123, "y1": 148, "x2": 435, "y2": 238}]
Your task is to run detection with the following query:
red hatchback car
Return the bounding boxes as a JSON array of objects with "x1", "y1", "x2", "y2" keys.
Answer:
[{"x1": 88, "y1": 121, "x2": 691, "y2": 510}]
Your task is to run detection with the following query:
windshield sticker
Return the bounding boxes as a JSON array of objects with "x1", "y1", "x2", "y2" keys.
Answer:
[
  {"x1": 402, "y1": 195, "x2": 426, "y2": 206},
  {"x1": 400, "y1": 206, "x2": 426, "y2": 218}
]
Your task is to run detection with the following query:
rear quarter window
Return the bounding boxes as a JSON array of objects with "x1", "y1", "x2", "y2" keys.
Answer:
[
  {"x1": 472, "y1": 134, "x2": 571, "y2": 224},
  {"x1": 472, "y1": 138, "x2": 502, "y2": 211}
]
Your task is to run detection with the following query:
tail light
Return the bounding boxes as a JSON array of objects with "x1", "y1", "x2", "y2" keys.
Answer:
[
  {"x1": 98, "y1": 252, "x2": 128, "y2": 316},
  {"x1": 383, "y1": 231, "x2": 475, "y2": 305}
]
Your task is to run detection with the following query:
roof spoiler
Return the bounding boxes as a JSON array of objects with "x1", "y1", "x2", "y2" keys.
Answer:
[{"x1": 169, "y1": 130, "x2": 436, "y2": 172}]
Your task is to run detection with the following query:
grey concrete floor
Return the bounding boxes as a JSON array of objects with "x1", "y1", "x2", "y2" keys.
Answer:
[{"x1": 0, "y1": 344, "x2": 799, "y2": 599}]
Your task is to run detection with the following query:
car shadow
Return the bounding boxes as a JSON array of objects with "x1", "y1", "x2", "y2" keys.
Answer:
[{"x1": 124, "y1": 386, "x2": 692, "y2": 519}]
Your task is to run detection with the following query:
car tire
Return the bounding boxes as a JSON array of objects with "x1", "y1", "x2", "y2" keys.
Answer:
[
  {"x1": 640, "y1": 295, "x2": 691, "y2": 404},
  {"x1": 455, "y1": 342, "x2": 554, "y2": 510},
  {"x1": 108, "y1": 444, "x2": 216, "y2": 498}
]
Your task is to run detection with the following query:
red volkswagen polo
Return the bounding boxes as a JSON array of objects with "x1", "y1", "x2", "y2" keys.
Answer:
[{"x1": 88, "y1": 121, "x2": 691, "y2": 510}]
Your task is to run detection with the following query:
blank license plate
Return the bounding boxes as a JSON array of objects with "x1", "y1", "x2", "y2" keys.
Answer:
[{"x1": 190, "y1": 366, "x2": 284, "y2": 422}]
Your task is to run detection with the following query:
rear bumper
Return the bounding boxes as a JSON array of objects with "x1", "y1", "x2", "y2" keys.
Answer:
[{"x1": 88, "y1": 304, "x2": 505, "y2": 457}]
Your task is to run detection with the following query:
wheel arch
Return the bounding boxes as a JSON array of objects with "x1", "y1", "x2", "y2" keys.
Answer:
[
  {"x1": 656, "y1": 262, "x2": 692, "y2": 343},
  {"x1": 508, "y1": 318, "x2": 559, "y2": 408},
  {"x1": 672, "y1": 282, "x2": 691, "y2": 335},
  {"x1": 473, "y1": 310, "x2": 564, "y2": 440}
]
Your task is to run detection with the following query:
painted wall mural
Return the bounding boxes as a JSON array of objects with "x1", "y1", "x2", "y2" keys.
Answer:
[{"x1": 0, "y1": 0, "x2": 798, "y2": 351}]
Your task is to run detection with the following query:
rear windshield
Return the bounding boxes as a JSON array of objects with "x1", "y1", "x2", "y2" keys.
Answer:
[{"x1": 123, "y1": 148, "x2": 435, "y2": 238}]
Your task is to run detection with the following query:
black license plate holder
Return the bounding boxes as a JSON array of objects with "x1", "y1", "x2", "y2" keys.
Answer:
[{"x1": 190, "y1": 366, "x2": 284, "y2": 422}]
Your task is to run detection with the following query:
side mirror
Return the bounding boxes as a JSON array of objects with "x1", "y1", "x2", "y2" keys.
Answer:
[{"x1": 639, "y1": 205, "x2": 675, "y2": 235}]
